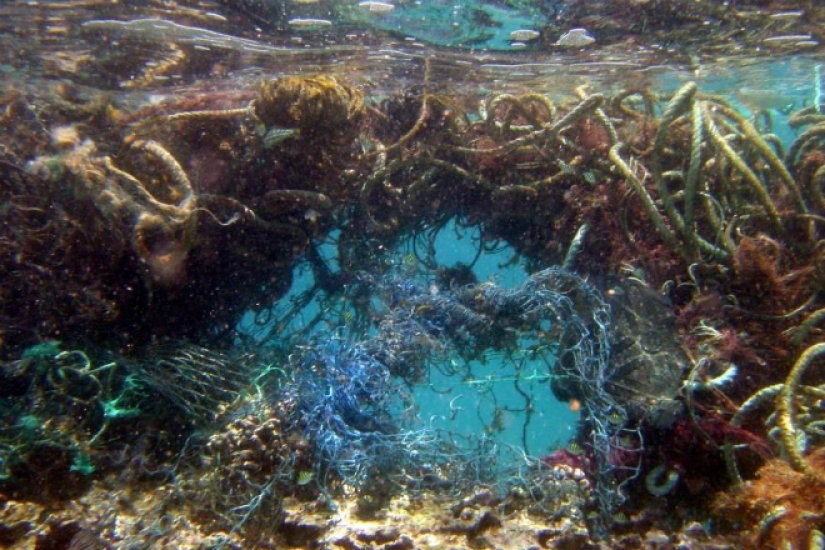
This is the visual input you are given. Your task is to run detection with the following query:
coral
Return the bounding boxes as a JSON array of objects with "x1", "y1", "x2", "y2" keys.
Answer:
[
  {"x1": 192, "y1": 379, "x2": 602, "y2": 544},
  {"x1": 194, "y1": 401, "x2": 315, "y2": 537},
  {"x1": 541, "y1": 447, "x2": 593, "y2": 474},
  {"x1": 713, "y1": 451, "x2": 825, "y2": 548}
]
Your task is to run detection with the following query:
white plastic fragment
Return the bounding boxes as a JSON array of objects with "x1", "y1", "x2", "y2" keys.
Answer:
[
  {"x1": 555, "y1": 28, "x2": 595, "y2": 48},
  {"x1": 288, "y1": 18, "x2": 333, "y2": 28},
  {"x1": 763, "y1": 34, "x2": 812, "y2": 44},
  {"x1": 358, "y1": 1, "x2": 395, "y2": 13},
  {"x1": 509, "y1": 29, "x2": 540, "y2": 42},
  {"x1": 769, "y1": 11, "x2": 803, "y2": 19}
]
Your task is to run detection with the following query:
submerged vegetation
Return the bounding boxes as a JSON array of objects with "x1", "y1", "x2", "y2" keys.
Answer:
[{"x1": 2, "y1": 1, "x2": 825, "y2": 547}]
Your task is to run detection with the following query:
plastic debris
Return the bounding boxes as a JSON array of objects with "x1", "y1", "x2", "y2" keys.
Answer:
[{"x1": 555, "y1": 28, "x2": 595, "y2": 48}]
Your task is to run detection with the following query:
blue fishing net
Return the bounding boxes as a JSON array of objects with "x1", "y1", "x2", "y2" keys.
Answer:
[{"x1": 270, "y1": 264, "x2": 628, "y2": 525}]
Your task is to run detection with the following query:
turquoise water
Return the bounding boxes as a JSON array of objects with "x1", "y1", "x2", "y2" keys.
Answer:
[{"x1": 237, "y1": 220, "x2": 576, "y2": 458}]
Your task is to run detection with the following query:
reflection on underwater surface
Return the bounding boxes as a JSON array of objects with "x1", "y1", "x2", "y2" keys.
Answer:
[{"x1": 1, "y1": 0, "x2": 825, "y2": 548}]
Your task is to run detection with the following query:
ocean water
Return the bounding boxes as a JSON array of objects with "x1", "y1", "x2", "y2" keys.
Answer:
[{"x1": 1, "y1": 1, "x2": 825, "y2": 548}]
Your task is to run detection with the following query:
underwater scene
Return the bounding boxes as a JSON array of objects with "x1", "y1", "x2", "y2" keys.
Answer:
[{"x1": 2, "y1": 0, "x2": 825, "y2": 548}]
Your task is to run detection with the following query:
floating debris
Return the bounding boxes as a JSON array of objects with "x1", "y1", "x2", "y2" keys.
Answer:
[
  {"x1": 735, "y1": 87, "x2": 797, "y2": 112},
  {"x1": 81, "y1": 18, "x2": 289, "y2": 54},
  {"x1": 358, "y1": 1, "x2": 395, "y2": 14},
  {"x1": 509, "y1": 29, "x2": 539, "y2": 42},
  {"x1": 555, "y1": 28, "x2": 595, "y2": 48},
  {"x1": 763, "y1": 34, "x2": 813, "y2": 44},
  {"x1": 50, "y1": 124, "x2": 82, "y2": 150},
  {"x1": 769, "y1": 11, "x2": 803, "y2": 19},
  {"x1": 288, "y1": 18, "x2": 334, "y2": 28}
]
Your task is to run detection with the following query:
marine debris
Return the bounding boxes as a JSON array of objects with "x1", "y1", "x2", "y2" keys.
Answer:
[{"x1": 1, "y1": 37, "x2": 825, "y2": 547}]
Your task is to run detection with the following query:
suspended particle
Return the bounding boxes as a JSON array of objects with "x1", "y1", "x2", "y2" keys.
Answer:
[
  {"x1": 762, "y1": 34, "x2": 812, "y2": 44},
  {"x1": 304, "y1": 209, "x2": 321, "y2": 224},
  {"x1": 509, "y1": 29, "x2": 539, "y2": 42},
  {"x1": 358, "y1": 1, "x2": 395, "y2": 13},
  {"x1": 288, "y1": 18, "x2": 334, "y2": 28},
  {"x1": 769, "y1": 11, "x2": 803, "y2": 19}
]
